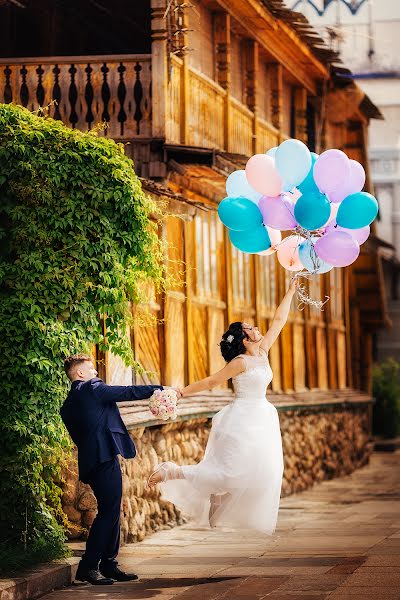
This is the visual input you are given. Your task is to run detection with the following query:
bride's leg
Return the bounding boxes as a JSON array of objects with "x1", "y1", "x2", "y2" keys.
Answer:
[
  {"x1": 147, "y1": 461, "x2": 185, "y2": 488},
  {"x1": 209, "y1": 492, "x2": 231, "y2": 527}
]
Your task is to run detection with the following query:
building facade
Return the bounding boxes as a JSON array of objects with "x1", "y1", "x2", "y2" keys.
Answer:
[
  {"x1": 291, "y1": 0, "x2": 400, "y2": 361},
  {"x1": 0, "y1": 0, "x2": 388, "y2": 396}
]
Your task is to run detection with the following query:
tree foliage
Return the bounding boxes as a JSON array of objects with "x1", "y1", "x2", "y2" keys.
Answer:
[{"x1": 0, "y1": 103, "x2": 165, "y2": 569}]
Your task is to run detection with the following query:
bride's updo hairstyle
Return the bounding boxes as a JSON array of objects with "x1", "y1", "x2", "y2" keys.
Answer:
[{"x1": 220, "y1": 322, "x2": 248, "y2": 362}]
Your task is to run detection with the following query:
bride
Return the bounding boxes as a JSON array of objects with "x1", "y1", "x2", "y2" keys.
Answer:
[{"x1": 148, "y1": 279, "x2": 298, "y2": 534}]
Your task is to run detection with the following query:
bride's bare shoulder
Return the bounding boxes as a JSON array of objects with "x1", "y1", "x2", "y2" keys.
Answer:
[{"x1": 228, "y1": 355, "x2": 247, "y2": 373}]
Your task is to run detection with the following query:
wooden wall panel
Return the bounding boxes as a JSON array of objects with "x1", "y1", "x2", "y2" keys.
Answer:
[
  {"x1": 188, "y1": 2, "x2": 214, "y2": 80},
  {"x1": 293, "y1": 322, "x2": 306, "y2": 391},
  {"x1": 191, "y1": 303, "x2": 208, "y2": 382},
  {"x1": 316, "y1": 327, "x2": 328, "y2": 390},
  {"x1": 133, "y1": 308, "x2": 162, "y2": 384},
  {"x1": 336, "y1": 331, "x2": 347, "y2": 389},
  {"x1": 208, "y1": 307, "x2": 227, "y2": 380},
  {"x1": 305, "y1": 326, "x2": 317, "y2": 389},
  {"x1": 280, "y1": 323, "x2": 294, "y2": 391},
  {"x1": 164, "y1": 294, "x2": 186, "y2": 387}
]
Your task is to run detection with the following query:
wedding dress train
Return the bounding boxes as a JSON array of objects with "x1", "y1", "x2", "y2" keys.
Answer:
[{"x1": 159, "y1": 352, "x2": 284, "y2": 533}]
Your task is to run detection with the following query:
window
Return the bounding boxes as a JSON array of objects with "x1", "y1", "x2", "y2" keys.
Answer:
[
  {"x1": 258, "y1": 254, "x2": 277, "y2": 309},
  {"x1": 231, "y1": 245, "x2": 252, "y2": 305},
  {"x1": 195, "y1": 211, "x2": 223, "y2": 299}
]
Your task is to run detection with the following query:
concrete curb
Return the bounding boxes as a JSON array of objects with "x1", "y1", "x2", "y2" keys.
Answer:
[{"x1": 0, "y1": 557, "x2": 79, "y2": 600}]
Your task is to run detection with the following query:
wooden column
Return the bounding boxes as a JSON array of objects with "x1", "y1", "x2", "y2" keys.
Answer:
[
  {"x1": 244, "y1": 39, "x2": 258, "y2": 155},
  {"x1": 270, "y1": 63, "x2": 283, "y2": 138},
  {"x1": 294, "y1": 87, "x2": 308, "y2": 144},
  {"x1": 151, "y1": 0, "x2": 168, "y2": 140},
  {"x1": 214, "y1": 12, "x2": 231, "y2": 152}
]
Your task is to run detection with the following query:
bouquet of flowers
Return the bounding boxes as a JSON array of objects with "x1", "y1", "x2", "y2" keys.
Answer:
[{"x1": 148, "y1": 388, "x2": 178, "y2": 421}]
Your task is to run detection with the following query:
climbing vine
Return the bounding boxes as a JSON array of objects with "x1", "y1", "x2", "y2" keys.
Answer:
[{"x1": 0, "y1": 103, "x2": 165, "y2": 571}]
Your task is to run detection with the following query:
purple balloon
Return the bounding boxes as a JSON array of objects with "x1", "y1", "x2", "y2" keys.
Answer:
[
  {"x1": 329, "y1": 160, "x2": 366, "y2": 204},
  {"x1": 314, "y1": 149, "x2": 351, "y2": 195},
  {"x1": 325, "y1": 222, "x2": 370, "y2": 245},
  {"x1": 315, "y1": 230, "x2": 360, "y2": 267},
  {"x1": 259, "y1": 194, "x2": 297, "y2": 230}
]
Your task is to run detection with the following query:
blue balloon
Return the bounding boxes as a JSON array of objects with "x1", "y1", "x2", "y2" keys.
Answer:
[
  {"x1": 218, "y1": 197, "x2": 263, "y2": 231},
  {"x1": 298, "y1": 152, "x2": 319, "y2": 195},
  {"x1": 337, "y1": 191, "x2": 378, "y2": 229},
  {"x1": 294, "y1": 191, "x2": 331, "y2": 230},
  {"x1": 299, "y1": 238, "x2": 333, "y2": 274},
  {"x1": 226, "y1": 170, "x2": 262, "y2": 204},
  {"x1": 229, "y1": 226, "x2": 271, "y2": 254},
  {"x1": 266, "y1": 146, "x2": 277, "y2": 158},
  {"x1": 275, "y1": 139, "x2": 312, "y2": 191}
]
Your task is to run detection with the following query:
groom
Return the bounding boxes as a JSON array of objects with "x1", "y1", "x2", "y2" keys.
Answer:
[{"x1": 61, "y1": 354, "x2": 181, "y2": 585}]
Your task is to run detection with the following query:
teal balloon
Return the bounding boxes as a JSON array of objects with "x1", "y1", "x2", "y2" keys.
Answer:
[
  {"x1": 299, "y1": 238, "x2": 333, "y2": 274},
  {"x1": 229, "y1": 226, "x2": 271, "y2": 254},
  {"x1": 294, "y1": 191, "x2": 331, "y2": 230},
  {"x1": 298, "y1": 152, "x2": 319, "y2": 194},
  {"x1": 218, "y1": 196, "x2": 263, "y2": 231},
  {"x1": 336, "y1": 191, "x2": 378, "y2": 229}
]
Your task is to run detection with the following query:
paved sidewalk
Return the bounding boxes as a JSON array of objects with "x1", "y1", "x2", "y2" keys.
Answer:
[{"x1": 44, "y1": 450, "x2": 400, "y2": 600}]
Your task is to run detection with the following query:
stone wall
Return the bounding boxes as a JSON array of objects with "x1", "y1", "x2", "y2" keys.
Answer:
[{"x1": 62, "y1": 402, "x2": 373, "y2": 543}]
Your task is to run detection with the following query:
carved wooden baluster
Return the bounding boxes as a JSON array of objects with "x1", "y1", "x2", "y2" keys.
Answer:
[
  {"x1": 101, "y1": 63, "x2": 111, "y2": 135},
  {"x1": 52, "y1": 65, "x2": 62, "y2": 120},
  {"x1": 4, "y1": 66, "x2": 12, "y2": 103},
  {"x1": 68, "y1": 64, "x2": 78, "y2": 128},
  {"x1": 84, "y1": 64, "x2": 94, "y2": 129},
  {"x1": 117, "y1": 62, "x2": 127, "y2": 136},
  {"x1": 19, "y1": 65, "x2": 29, "y2": 107},
  {"x1": 133, "y1": 61, "x2": 143, "y2": 135},
  {"x1": 36, "y1": 65, "x2": 45, "y2": 107}
]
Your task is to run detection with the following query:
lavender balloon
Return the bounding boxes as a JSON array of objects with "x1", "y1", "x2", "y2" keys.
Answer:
[
  {"x1": 329, "y1": 160, "x2": 366, "y2": 204},
  {"x1": 315, "y1": 231, "x2": 360, "y2": 267},
  {"x1": 259, "y1": 194, "x2": 297, "y2": 230},
  {"x1": 313, "y1": 149, "x2": 351, "y2": 195},
  {"x1": 325, "y1": 222, "x2": 370, "y2": 245}
]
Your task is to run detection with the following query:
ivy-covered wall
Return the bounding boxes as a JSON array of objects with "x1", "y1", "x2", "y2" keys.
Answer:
[{"x1": 0, "y1": 103, "x2": 164, "y2": 572}]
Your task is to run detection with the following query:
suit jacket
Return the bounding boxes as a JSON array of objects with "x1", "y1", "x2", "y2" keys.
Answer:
[{"x1": 60, "y1": 377, "x2": 163, "y2": 482}]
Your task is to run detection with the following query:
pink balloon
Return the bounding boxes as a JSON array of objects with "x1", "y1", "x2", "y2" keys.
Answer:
[
  {"x1": 277, "y1": 235, "x2": 305, "y2": 271},
  {"x1": 325, "y1": 222, "x2": 370, "y2": 245},
  {"x1": 259, "y1": 194, "x2": 297, "y2": 230},
  {"x1": 329, "y1": 160, "x2": 366, "y2": 203},
  {"x1": 315, "y1": 231, "x2": 360, "y2": 267},
  {"x1": 314, "y1": 149, "x2": 351, "y2": 195},
  {"x1": 258, "y1": 227, "x2": 282, "y2": 256},
  {"x1": 246, "y1": 154, "x2": 283, "y2": 196}
]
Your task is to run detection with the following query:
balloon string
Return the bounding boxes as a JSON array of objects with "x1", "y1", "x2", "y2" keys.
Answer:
[{"x1": 290, "y1": 271, "x2": 330, "y2": 311}]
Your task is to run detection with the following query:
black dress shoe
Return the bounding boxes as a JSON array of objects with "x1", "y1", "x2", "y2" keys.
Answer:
[
  {"x1": 99, "y1": 565, "x2": 139, "y2": 582},
  {"x1": 75, "y1": 564, "x2": 115, "y2": 585}
]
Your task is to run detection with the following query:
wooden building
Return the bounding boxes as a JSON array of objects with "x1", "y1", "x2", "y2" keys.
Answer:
[{"x1": 0, "y1": 0, "x2": 390, "y2": 399}]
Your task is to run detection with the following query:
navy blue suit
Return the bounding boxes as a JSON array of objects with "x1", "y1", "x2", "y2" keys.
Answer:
[{"x1": 60, "y1": 377, "x2": 162, "y2": 570}]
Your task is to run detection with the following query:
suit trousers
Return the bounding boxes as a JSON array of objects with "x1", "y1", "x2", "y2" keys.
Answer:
[{"x1": 81, "y1": 456, "x2": 122, "y2": 570}]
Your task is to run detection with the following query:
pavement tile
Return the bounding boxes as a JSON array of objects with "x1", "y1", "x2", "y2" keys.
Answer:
[
  {"x1": 327, "y1": 589, "x2": 400, "y2": 600},
  {"x1": 271, "y1": 575, "x2": 348, "y2": 592}
]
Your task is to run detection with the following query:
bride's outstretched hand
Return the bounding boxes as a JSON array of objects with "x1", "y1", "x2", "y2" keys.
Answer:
[{"x1": 288, "y1": 277, "x2": 300, "y2": 294}]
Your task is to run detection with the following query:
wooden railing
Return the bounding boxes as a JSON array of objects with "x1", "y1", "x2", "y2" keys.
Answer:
[
  {"x1": 0, "y1": 55, "x2": 152, "y2": 139},
  {"x1": 166, "y1": 56, "x2": 182, "y2": 144},
  {"x1": 229, "y1": 97, "x2": 254, "y2": 156},
  {"x1": 187, "y1": 67, "x2": 225, "y2": 149},
  {"x1": 1, "y1": 53, "x2": 285, "y2": 156},
  {"x1": 256, "y1": 117, "x2": 280, "y2": 153}
]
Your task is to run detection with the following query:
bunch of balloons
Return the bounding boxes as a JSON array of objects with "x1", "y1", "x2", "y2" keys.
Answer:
[{"x1": 218, "y1": 139, "x2": 378, "y2": 276}]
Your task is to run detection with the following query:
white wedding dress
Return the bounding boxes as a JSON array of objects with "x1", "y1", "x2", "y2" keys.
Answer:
[{"x1": 160, "y1": 352, "x2": 284, "y2": 533}]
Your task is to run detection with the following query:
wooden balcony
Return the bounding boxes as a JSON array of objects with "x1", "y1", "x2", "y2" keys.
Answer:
[
  {"x1": 0, "y1": 54, "x2": 281, "y2": 155},
  {"x1": 0, "y1": 55, "x2": 152, "y2": 139}
]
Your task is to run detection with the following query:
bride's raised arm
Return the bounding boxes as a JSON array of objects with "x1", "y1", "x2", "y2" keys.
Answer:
[
  {"x1": 181, "y1": 357, "x2": 246, "y2": 397},
  {"x1": 260, "y1": 278, "x2": 298, "y2": 353}
]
